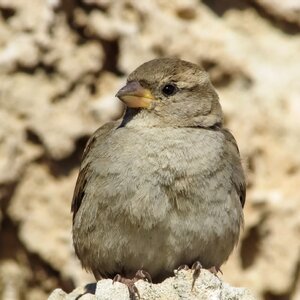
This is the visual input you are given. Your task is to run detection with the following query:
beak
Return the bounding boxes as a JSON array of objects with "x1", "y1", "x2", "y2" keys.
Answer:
[{"x1": 116, "y1": 81, "x2": 154, "y2": 108}]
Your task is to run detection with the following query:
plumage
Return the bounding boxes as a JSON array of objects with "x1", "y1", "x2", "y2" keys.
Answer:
[{"x1": 72, "y1": 58, "x2": 245, "y2": 282}]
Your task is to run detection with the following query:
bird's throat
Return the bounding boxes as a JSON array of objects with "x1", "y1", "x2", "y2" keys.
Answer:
[{"x1": 118, "y1": 108, "x2": 141, "y2": 128}]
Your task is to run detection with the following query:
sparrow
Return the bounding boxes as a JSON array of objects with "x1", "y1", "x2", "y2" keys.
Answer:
[{"x1": 71, "y1": 58, "x2": 245, "y2": 291}]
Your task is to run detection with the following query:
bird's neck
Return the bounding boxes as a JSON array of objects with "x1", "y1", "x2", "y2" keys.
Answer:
[
  {"x1": 119, "y1": 108, "x2": 163, "y2": 128},
  {"x1": 118, "y1": 108, "x2": 141, "y2": 128},
  {"x1": 118, "y1": 108, "x2": 223, "y2": 129}
]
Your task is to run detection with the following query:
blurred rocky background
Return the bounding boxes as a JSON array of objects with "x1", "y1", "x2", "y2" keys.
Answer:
[{"x1": 0, "y1": 0, "x2": 299, "y2": 299}]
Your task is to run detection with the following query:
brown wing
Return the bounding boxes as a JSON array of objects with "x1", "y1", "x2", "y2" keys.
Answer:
[
  {"x1": 71, "y1": 121, "x2": 119, "y2": 222},
  {"x1": 222, "y1": 129, "x2": 246, "y2": 208},
  {"x1": 71, "y1": 162, "x2": 90, "y2": 222},
  {"x1": 235, "y1": 175, "x2": 246, "y2": 208}
]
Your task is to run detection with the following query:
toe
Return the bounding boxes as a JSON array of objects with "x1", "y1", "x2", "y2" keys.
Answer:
[
  {"x1": 134, "y1": 270, "x2": 152, "y2": 283},
  {"x1": 177, "y1": 264, "x2": 190, "y2": 271},
  {"x1": 191, "y1": 261, "x2": 203, "y2": 290}
]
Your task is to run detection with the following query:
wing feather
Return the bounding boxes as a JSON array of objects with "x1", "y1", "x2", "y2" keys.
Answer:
[
  {"x1": 71, "y1": 121, "x2": 120, "y2": 221},
  {"x1": 222, "y1": 129, "x2": 246, "y2": 208}
]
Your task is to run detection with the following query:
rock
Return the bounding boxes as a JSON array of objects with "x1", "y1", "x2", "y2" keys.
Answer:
[
  {"x1": 0, "y1": 0, "x2": 300, "y2": 299},
  {"x1": 253, "y1": 0, "x2": 300, "y2": 25},
  {"x1": 0, "y1": 34, "x2": 39, "y2": 72},
  {"x1": 0, "y1": 260, "x2": 29, "y2": 300},
  {"x1": 48, "y1": 269, "x2": 255, "y2": 300},
  {"x1": 0, "y1": 110, "x2": 42, "y2": 185},
  {"x1": 7, "y1": 163, "x2": 92, "y2": 286}
]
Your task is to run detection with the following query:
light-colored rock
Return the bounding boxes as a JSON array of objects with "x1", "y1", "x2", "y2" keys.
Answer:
[
  {"x1": 253, "y1": 0, "x2": 300, "y2": 25},
  {"x1": 0, "y1": 109, "x2": 42, "y2": 185},
  {"x1": 48, "y1": 269, "x2": 255, "y2": 300},
  {"x1": 48, "y1": 289, "x2": 67, "y2": 300},
  {"x1": 0, "y1": 260, "x2": 29, "y2": 300},
  {"x1": 0, "y1": 34, "x2": 39, "y2": 72},
  {"x1": 7, "y1": 163, "x2": 93, "y2": 286},
  {"x1": 0, "y1": 0, "x2": 300, "y2": 299},
  {"x1": 88, "y1": 72, "x2": 125, "y2": 122}
]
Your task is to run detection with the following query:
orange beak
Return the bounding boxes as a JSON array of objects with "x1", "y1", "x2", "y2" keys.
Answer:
[{"x1": 116, "y1": 81, "x2": 154, "y2": 108}]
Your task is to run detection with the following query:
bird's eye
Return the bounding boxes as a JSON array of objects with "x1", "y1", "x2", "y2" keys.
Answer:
[{"x1": 162, "y1": 83, "x2": 177, "y2": 96}]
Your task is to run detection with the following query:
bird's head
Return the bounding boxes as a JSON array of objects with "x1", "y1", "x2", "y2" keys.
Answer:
[{"x1": 116, "y1": 58, "x2": 223, "y2": 128}]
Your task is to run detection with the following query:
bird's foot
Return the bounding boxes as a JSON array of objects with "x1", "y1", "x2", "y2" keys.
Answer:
[
  {"x1": 113, "y1": 274, "x2": 139, "y2": 300},
  {"x1": 176, "y1": 261, "x2": 202, "y2": 290},
  {"x1": 208, "y1": 265, "x2": 223, "y2": 277},
  {"x1": 177, "y1": 264, "x2": 189, "y2": 271},
  {"x1": 191, "y1": 261, "x2": 202, "y2": 290},
  {"x1": 134, "y1": 269, "x2": 152, "y2": 283},
  {"x1": 113, "y1": 270, "x2": 152, "y2": 300},
  {"x1": 176, "y1": 262, "x2": 222, "y2": 290}
]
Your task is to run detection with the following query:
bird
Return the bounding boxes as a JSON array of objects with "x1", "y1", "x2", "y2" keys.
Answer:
[{"x1": 71, "y1": 57, "x2": 245, "y2": 292}]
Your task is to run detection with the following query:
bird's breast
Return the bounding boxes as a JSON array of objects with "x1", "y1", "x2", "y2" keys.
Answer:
[
  {"x1": 91, "y1": 127, "x2": 228, "y2": 226},
  {"x1": 120, "y1": 127, "x2": 226, "y2": 184}
]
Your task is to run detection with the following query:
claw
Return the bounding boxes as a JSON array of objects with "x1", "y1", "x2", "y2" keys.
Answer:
[
  {"x1": 176, "y1": 261, "x2": 222, "y2": 291},
  {"x1": 208, "y1": 266, "x2": 222, "y2": 277},
  {"x1": 111, "y1": 270, "x2": 151, "y2": 300},
  {"x1": 112, "y1": 274, "x2": 122, "y2": 284},
  {"x1": 191, "y1": 261, "x2": 202, "y2": 290},
  {"x1": 177, "y1": 264, "x2": 189, "y2": 272},
  {"x1": 112, "y1": 274, "x2": 140, "y2": 299},
  {"x1": 134, "y1": 269, "x2": 152, "y2": 283},
  {"x1": 129, "y1": 284, "x2": 140, "y2": 300}
]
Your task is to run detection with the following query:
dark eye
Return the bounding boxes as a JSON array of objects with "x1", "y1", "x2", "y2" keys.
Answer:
[{"x1": 162, "y1": 83, "x2": 177, "y2": 96}]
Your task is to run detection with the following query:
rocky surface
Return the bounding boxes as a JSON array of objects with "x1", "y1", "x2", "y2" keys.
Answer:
[
  {"x1": 0, "y1": 0, "x2": 300, "y2": 300},
  {"x1": 48, "y1": 269, "x2": 256, "y2": 300}
]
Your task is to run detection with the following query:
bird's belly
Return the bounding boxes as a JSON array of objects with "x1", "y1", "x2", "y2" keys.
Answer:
[
  {"x1": 73, "y1": 129, "x2": 242, "y2": 280},
  {"x1": 124, "y1": 202, "x2": 240, "y2": 280},
  {"x1": 75, "y1": 190, "x2": 241, "y2": 282}
]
